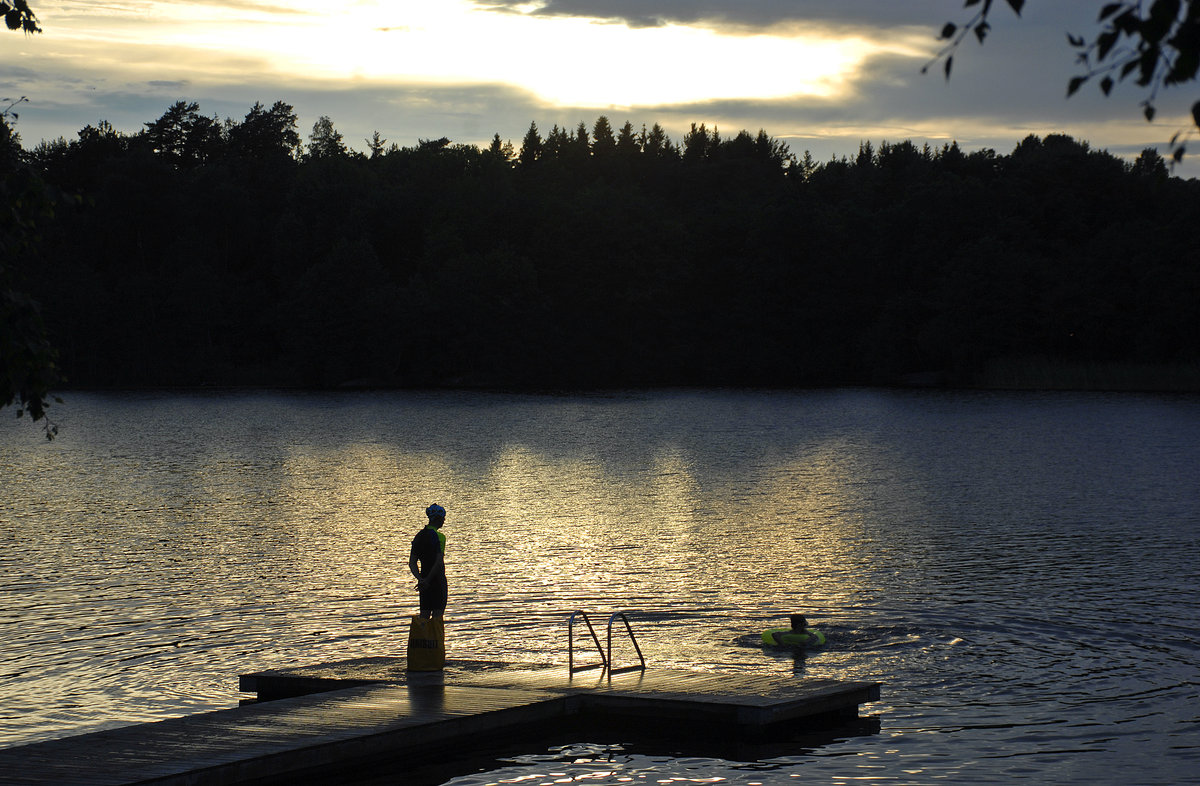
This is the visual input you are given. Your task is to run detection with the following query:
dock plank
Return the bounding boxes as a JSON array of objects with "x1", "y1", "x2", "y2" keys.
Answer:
[{"x1": 0, "y1": 684, "x2": 564, "y2": 786}]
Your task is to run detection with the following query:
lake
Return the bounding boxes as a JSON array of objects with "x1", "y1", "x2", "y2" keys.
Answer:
[{"x1": 1, "y1": 389, "x2": 1198, "y2": 783}]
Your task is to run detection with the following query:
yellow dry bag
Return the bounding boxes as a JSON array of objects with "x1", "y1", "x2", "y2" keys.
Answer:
[{"x1": 406, "y1": 615, "x2": 446, "y2": 671}]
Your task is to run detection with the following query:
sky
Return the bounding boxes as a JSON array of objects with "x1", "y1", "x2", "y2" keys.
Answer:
[{"x1": 4, "y1": 0, "x2": 1199, "y2": 175}]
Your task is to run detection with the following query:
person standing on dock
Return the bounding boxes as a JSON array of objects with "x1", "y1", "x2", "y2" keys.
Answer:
[{"x1": 409, "y1": 503, "x2": 447, "y2": 619}]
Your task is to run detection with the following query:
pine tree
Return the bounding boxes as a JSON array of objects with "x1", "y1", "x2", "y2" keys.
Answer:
[
  {"x1": 518, "y1": 121, "x2": 542, "y2": 166},
  {"x1": 591, "y1": 115, "x2": 616, "y2": 158},
  {"x1": 616, "y1": 121, "x2": 640, "y2": 157}
]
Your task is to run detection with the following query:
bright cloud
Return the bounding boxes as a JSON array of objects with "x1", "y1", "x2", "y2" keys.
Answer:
[{"x1": 34, "y1": 1, "x2": 903, "y2": 107}]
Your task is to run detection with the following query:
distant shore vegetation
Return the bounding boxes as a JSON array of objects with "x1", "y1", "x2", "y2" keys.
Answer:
[{"x1": 4, "y1": 101, "x2": 1199, "y2": 394}]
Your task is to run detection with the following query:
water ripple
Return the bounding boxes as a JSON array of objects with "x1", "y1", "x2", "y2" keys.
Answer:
[{"x1": 2, "y1": 390, "x2": 1199, "y2": 784}]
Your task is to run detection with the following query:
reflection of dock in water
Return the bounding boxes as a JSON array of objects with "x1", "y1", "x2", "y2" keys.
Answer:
[{"x1": 0, "y1": 658, "x2": 881, "y2": 785}]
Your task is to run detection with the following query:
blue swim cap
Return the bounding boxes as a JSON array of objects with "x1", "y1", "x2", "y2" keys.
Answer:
[{"x1": 426, "y1": 503, "x2": 446, "y2": 519}]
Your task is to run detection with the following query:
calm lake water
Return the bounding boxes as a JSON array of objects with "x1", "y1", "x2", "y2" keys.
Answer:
[{"x1": 2, "y1": 389, "x2": 1198, "y2": 783}]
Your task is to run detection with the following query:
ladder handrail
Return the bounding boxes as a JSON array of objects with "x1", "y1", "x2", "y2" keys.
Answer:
[
  {"x1": 605, "y1": 611, "x2": 646, "y2": 674},
  {"x1": 567, "y1": 610, "x2": 608, "y2": 673}
]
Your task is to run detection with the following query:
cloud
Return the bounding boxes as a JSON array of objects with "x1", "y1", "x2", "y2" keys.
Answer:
[
  {"x1": 1, "y1": 64, "x2": 42, "y2": 84},
  {"x1": 471, "y1": 0, "x2": 951, "y2": 29},
  {"x1": 97, "y1": 0, "x2": 312, "y2": 17},
  {"x1": 468, "y1": 0, "x2": 1099, "y2": 36},
  {"x1": 468, "y1": 0, "x2": 1112, "y2": 70}
]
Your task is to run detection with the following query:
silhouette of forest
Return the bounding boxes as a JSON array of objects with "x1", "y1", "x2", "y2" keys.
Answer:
[{"x1": 6, "y1": 101, "x2": 1200, "y2": 391}]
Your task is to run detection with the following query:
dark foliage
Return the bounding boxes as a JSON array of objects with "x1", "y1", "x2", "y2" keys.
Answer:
[
  {"x1": 2, "y1": 109, "x2": 63, "y2": 436},
  {"x1": 8, "y1": 106, "x2": 1200, "y2": 393}
]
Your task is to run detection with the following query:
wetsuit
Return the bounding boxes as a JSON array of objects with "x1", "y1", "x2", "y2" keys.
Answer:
[{"x1": 410, "y1": 525, "x2": 447, "y2": 616}]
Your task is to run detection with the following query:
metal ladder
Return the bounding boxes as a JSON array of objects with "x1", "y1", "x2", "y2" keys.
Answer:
[{"x1": 568, "y1": 610, "x2": 646, "y2": 675}]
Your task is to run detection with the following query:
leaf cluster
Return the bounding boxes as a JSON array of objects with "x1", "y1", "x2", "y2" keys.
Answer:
[
  {"x1": 927, "y1": 0, "x2": 1026, "y2": 80},
  {"x1": 1, "y1": 0, "x2": 38, "y2": 34}
]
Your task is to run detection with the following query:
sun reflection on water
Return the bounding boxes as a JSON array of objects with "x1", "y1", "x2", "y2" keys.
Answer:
[{"x1": 217, "y1": 402, "x2": 906, "y2": 676}]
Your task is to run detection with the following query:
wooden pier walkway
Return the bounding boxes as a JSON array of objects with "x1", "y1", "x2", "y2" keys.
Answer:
[
  {"x1": 0, "y1": 682, "x2": 562, "y2": 786},
  {"x1": 0, "y1": 658, "x2": 881, "y2": 785}
]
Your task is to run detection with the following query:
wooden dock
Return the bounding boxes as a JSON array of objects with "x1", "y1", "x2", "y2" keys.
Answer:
[
  {"x1": 242, "y1": 657, "x2": 881, "y2": 727},
  {"x1": 0, "y1": 658, "x2": 881, "y2": 785}
]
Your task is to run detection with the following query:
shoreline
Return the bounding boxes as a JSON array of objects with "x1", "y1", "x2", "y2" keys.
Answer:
[
  {"x1": 41, "y1": 363, "x2": 1200, "y2": 399},
  {"x1": 967, "y1": 357, "x2": 1200, "y2": 393}
]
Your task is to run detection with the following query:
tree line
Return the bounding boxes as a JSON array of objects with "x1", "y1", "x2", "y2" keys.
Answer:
[{"x1": 3, "y1": 100, "x2": 1199, "y2": 399}]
